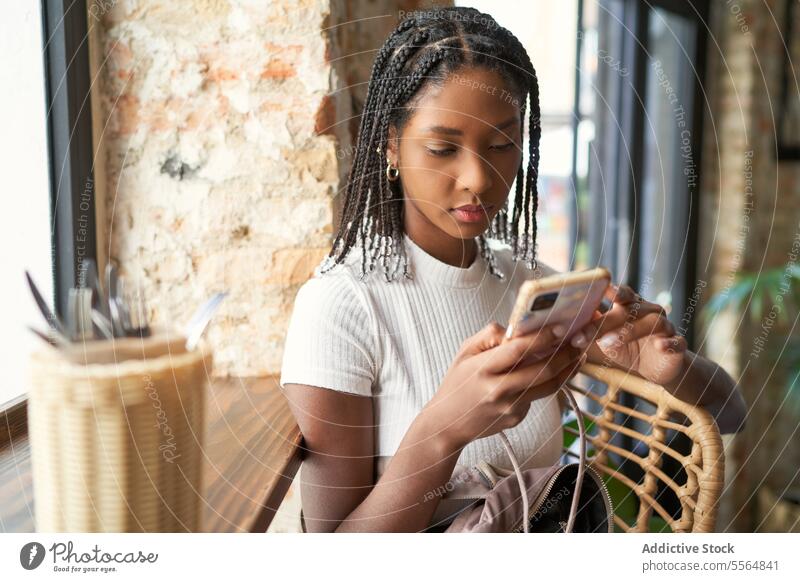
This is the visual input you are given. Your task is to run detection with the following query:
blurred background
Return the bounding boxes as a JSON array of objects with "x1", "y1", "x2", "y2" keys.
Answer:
[{"x1": 2, "y1": 0, "x2": 798, "y2": 533}]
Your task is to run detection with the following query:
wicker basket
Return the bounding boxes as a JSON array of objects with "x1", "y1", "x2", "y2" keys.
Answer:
[{"x1": 28, "y1": 330, "x2": 211, "y2": 532}]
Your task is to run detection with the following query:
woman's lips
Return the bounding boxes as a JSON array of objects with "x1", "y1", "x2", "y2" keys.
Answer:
[{"x1": 451, "y1": 204, "x2": 494, "y2": 223}]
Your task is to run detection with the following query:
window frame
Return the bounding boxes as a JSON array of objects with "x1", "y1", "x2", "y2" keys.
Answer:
[
  {"x1": 777, "y1": 0, "x2": 799, "y2": 160},
  {"x1": 0, "y1": 0, "x2": 96, "y2": 415},
  {"x1": 587, "y1": 0, "x2": 710, "y2": 525},
  {"x1": 43, "y1": 0, "x2": 98, "y2": 319},
  {"x1": 589, "y1": 0, "x2": 708, "y2": 349}
]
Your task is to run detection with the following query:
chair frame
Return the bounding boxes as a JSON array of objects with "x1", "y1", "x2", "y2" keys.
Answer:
[{"x1": 564, "y1": 362, "x2": 724, "y2": 533}]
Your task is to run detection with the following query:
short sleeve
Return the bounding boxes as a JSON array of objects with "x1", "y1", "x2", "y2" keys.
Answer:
[{"x1": 279, "y1": 273, "x2": 378, "y2": 397}]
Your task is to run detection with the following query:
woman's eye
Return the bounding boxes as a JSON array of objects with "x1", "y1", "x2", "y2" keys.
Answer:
[
  {"x1": 490, "y1": 142, "x2": 515, "y2": 151},
  {"x1": 426, "y1": 147, "x2": 456, "y2": 157}
]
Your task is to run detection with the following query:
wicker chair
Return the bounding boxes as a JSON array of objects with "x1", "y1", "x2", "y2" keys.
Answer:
[{"x1": 563, "y1": 362, "x2": 725, "y2": 533}]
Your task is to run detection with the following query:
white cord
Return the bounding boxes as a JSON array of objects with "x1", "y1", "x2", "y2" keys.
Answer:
[
  {"x1": 500, "y1": 322, "x2": 586, "y2": 533},
  {"x1": 498, "y1": 431, "x2": 530, "y2": 533},
  {"x1": 499, "y1": 386, "x2": 586, "y2": 534}
]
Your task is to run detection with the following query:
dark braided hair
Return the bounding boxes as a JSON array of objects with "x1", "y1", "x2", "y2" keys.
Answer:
[{"x1": 320, "y1": 7, "x2": 542, "y2": 282}]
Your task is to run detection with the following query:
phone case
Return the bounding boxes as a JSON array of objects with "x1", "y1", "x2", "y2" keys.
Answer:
[{"x1": 506, "y1": 267, "x2": 611, "y2": 342}]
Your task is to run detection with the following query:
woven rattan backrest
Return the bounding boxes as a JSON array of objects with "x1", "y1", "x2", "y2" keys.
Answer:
[{"x1": 564, "y1": 362, "x2": 724, "y2": 533}]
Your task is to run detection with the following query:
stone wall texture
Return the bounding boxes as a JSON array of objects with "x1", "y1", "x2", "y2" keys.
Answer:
[
  {"x1": 92, "y1": 0, "x2": 441, "y2": 378},
  {"x1": 93, "y1": 0, "x2": 337, "y2": 377}
]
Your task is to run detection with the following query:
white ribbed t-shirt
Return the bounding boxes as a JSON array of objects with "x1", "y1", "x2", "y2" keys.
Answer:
[{"x1": 279, "y1": 232, "x2": 564, "y2": 474}]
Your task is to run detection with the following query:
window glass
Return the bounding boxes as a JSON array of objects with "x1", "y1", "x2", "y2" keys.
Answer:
[{"x1": 1, "y1": 2, "x2": 53, "y2": 405}]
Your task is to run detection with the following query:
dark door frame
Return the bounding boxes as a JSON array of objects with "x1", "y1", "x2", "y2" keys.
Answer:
[
  {"x1": 590, "y1": 0, "x2": 709, "y2": 349},
  {"x1": 0, "y1": 0, "x2": 97, "y2": 415},
  {"x1": 589, "y1": 0, "x2": 711, "y2": 527},
  {"x1": 42, "y1": 0, "x2": 98, "y2": 319}
]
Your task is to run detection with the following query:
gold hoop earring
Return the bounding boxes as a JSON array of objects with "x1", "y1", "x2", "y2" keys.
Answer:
[{"x1": 386, "y1": 162, "x2": 400, "y2": 182}]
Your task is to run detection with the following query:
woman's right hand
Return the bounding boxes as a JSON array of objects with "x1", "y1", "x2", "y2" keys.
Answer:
[{"x1": 419, "y1": 322, "x2": 588, "y2": 450}]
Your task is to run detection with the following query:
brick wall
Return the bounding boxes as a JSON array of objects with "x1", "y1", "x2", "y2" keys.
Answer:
[{"x1": 697, "y1": 0, "x2": 800, "y2": 531}]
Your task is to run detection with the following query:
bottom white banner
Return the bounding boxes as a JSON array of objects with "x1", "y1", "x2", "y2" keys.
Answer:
[{"x1": 1, "y1": 533, "x2": 798, "y2": 581}]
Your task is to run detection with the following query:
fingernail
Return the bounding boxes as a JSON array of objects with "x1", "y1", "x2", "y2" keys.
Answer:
[
  {"x1": 571, "y1": 333, "x2": 587, "y2": 348},
  {"x1": 552, "y1": 324, "x2": 567, "y2": 338},
  {"x1": 598, "y1": 334, "x2": 620, "y2": 349}
]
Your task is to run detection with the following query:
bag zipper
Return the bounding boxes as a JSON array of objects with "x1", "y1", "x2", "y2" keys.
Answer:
[
  {"x1": 510, "y1": 465, "x2": 571, "y2": 533},
  {"x1": 510, "y1": 465, "x2": 614, "y2": 533},
  {"x1": 596, "y1": 466, "x2": 615, "y2": 532}
]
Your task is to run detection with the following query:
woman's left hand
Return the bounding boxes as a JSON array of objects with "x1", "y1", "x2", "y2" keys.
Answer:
[{"x1": 574, "y1": 283, "x2": 689, "y2": 386}]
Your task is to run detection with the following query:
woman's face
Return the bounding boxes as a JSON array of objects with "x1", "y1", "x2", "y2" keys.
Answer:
[{"x1": 388, "y1": 67, "x2": 523, "y2": 249}]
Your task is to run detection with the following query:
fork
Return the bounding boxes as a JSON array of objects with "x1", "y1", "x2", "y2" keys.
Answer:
[{"x1": 124, "y1": 285, "x2": 151, "y2": 337}]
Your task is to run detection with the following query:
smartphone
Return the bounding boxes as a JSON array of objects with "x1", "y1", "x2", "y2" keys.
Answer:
[{"x1": 505, "y1": 267, "x2": 612, "y2": 344}]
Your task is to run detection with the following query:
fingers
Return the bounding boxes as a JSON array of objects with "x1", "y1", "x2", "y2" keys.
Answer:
[
  {"x1": 604, "y1": 283, "x2": 634, "y2": 303},
  {"x1": 574, "y1": 284, "x2": 670, "y2": 348},
  {"x1": 583, "y1": 302, "x2": 666, "y2": 340},
  {"x1": 520, "y1": 350, "x2": 586, "y2": 399},
  {"x1": 495, "y1": 352, "x2": 587, "y2": 430},
  {"x1": 459, "y1": 321, "x2": 507, "y2": 358},
  {"x1": 601, "y1": 284, "x2": 666, "y2": 316},
  {"x1": 655, "y1": 334, "x2": 688, "y2": 353},
  {"x1": 595, "y1": 312, "x2": 676, "y2": 350},
  {"x1": 604, "y1": 283, "x2": 654, "y2": 307},
  {"x1": 476, "y1": 324, "x2": 563, "y2": 373},
  {"x1": 493, "y1": 345, "x2": 582, "y2": 394}
]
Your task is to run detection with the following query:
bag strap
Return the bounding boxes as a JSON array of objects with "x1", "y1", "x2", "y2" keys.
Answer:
[{"x1": 498, "y1": 385, "x2": 586, "y2": 533}]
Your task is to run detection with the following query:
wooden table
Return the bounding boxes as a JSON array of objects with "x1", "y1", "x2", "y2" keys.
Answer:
[{"x1": 0, "y1": 376, "x2": 302, "y2": 532}]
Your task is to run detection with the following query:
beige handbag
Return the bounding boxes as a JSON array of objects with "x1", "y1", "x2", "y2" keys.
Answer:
[{"x1": 444, "y1": 386, "x2": 613, "y2": 533}]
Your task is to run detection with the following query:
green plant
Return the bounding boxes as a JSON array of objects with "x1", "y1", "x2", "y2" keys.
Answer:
[
  {"x1": 702, "y1": 265, "x2": 800, "y2": 326},
  {"x1": 701, "y1": 264, "x2": 800, "y2": 404}
]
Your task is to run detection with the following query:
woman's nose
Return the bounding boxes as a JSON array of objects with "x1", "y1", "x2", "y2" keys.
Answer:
[{"x1": 457, "y1": 150, "x2": 493, "y2": 195}]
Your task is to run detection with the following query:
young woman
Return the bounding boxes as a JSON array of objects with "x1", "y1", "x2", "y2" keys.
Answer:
[{"x1": 279, "y1": 7, "x2": 746, "y2": 533}]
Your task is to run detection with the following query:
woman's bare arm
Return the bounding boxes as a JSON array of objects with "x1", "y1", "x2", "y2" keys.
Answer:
[
  {"x1": 659, "y1": 350, "x2": 746, "y2": 434},
  {"x1": 283, "y1": 322, "x2": 586, "y2": 532},
  {"x1": 284, "y1": 383, "x2": 463, "y2": 533}
]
